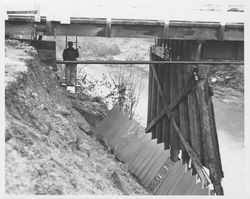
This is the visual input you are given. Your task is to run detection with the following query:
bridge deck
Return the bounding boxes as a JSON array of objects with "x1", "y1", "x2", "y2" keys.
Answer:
[{"x1": 5, "y1": 17, "x2": 244, "y2": 40}]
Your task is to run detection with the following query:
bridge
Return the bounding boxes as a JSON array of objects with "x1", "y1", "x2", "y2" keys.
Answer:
[{"x1": 5, "y1": 5, "x2": 244, "y2": 195}]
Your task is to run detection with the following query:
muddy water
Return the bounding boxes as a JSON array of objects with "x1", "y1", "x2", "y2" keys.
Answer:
[
  {"x1": 213, "y1": 98, "x2": 244, "y2": 195},
  {"x1": 83, "y1": 64, "x2": 244, "y2": 195}
]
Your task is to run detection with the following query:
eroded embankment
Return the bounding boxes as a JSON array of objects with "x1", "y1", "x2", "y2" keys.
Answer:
[{"x1": 5, "y1": 40, "x2": 149, "y2": 195}]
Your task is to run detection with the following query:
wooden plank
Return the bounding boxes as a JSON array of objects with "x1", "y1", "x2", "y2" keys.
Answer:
[
  {"x1": 170, "y1": 114, "x2": 209, "y2": 187},
  {"x1": 208, "y1": 97, "x2": 224, "y2": 195},
  {"x1": 186, "y1": 54, "x2": 202, "y2": 175},
  {"x1": 193, "y1": 41, "x2": 223, "y2": 194},
  {"x1": 177, "y1": 65, "x2": 190, "y2": 164},
  {"x1": 169, "y1": 64, "x2": 180, "y2": 162},
  {"x1": 162, "y1": 65, "x2": 170, "y2": 150},
  {"x1": 196, "y1": 77, "x2": 224, "y2": 195},
  {"x1": 208, "y1": 97, "x2": 223, "y2": 177},
  {"x1": 145, "y1": 66, "x2": 196, "y2": 134},
  {"x1": 177, "y1": 40, "x2": 191, "y2": 165},
  {"x1": 156, "y1": 63, "x2": 163, "y2": 143},
  {"x1": 146, "y1": 59, "x2": 153, "y2": 132},
  {"x1": 150, "y1": 56, "x2": 158, "y2": 139}
]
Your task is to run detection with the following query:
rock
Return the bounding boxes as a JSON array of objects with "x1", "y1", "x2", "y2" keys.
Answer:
[
  {"x1": 66, "y1": 92, "x2": 77, "y2": 99},
  {"x1": 31, "y1": 92, "x2": 38, "y2": 99},
  {"x1": 78, "y1": 123, "x2": 93, "y2": 135},
  {"x1": 211, "y1": 77, "x2": 217, "y2": 83},
  {"x1": 225, "y1": 75, "x2": 233, "y2": 80},
  {"x1": 48, "y1": 66, "x2": 54, "y2": 71},
  {"x1": 5, "y1": 129, "x2": 12, "y2": 142},
  {"x1": 111, "y1": 171, "x2": 127, "y2": 194},
  {"x1": 56, "y1": 105, "x2": 71, "y2": 116},
  {"x1": 65, "y1": 125, "x2": 78, "y2": 143},
  {"x1": 38, "y1": 104, "x2": 47, "y2": 111}
]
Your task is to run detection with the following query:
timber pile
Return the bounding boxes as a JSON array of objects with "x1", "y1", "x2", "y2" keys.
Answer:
[{"x1": 146, "y1": 38, "x2": 224, "y2": 195}]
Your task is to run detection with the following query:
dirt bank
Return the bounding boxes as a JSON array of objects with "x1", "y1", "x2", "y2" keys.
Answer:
[{"x1": 5, "y1": 40, "x2": 149, "y2": 195}]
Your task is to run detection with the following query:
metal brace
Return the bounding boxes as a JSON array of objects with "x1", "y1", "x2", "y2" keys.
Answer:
[{"x1": 193, "y1": 65, "x2": 199, "y2": 81}]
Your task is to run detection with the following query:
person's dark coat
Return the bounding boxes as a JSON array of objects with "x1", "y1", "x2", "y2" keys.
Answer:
[{"x1": 63, "y1": 47, "x2": 79, "y2": 61}]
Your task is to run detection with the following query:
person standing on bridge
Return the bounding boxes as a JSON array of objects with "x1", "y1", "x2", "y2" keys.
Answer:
[{"x1": 63, "y1": 41, "x2": 79, "y2": 86}]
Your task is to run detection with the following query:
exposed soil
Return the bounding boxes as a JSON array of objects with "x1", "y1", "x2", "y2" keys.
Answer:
[{"x1": 5, "y1": 40, "x2": 149, "y2": 195}]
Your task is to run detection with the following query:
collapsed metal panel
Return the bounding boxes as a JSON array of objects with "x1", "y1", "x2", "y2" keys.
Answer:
[{"x1": 94, "y1": 106, "x2": 209, "y2": 195}]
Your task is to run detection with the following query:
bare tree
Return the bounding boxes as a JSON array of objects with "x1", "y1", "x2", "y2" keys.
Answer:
[{"x1": 108, "y1": 65, "x2": 143, "y2": 119}]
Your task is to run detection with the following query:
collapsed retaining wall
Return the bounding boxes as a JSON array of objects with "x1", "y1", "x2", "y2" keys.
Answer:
[{"x1": 94, "y1": 106, "x2": 209, "y2": 195}]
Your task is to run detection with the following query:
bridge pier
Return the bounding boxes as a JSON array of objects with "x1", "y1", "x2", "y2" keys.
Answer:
[{"x1": 147, "y1": 38, "x2": 225, "y2": 195}]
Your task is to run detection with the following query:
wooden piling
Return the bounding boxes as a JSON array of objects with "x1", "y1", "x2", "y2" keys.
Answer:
[
  {"x1": 156, "y1": 59, "x2": 163, "y2": 143},
  {"x1": 147, "y1": 49, "x2": 153, "y2": 133},
  {"x1": 169, "y1": 40, "x2": 180, "y2": 162},
  {"x1": 162, "y1": 64, "x2": 170, "y2": 150}
]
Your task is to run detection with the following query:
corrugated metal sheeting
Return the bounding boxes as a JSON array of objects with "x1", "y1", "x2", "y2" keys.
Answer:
[{"x1": 94, "y1": 106, "x2": 209, "y2": 195}]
